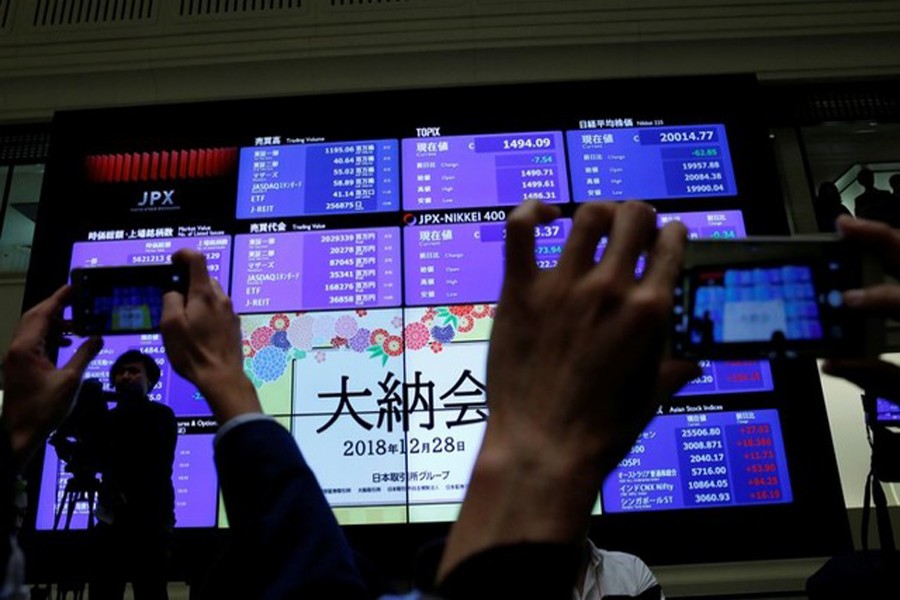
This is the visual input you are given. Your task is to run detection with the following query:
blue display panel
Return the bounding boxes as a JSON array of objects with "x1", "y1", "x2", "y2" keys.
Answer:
[
  {"x1": 875, "y1": 397, "x2": 900, "y2": 423},
  {"x1": 567, "y1": 124, "x2": 737, "y2": 202},
  {"x1": 236, "y1": 140, "x2": 400, "y2": 219},
  {"x1": 603, "y1": 409, "x2": 792, "y2": 513}
]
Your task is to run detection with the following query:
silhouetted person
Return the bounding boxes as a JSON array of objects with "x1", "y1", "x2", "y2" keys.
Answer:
[
  {"x1": 854, "y1": 168, "x2": 893, "y2": 226},
  {"x1": 814, "y1": 181, "x2": 851, "y2": 233},
  {"x1": 889, "y1": 173, "x2": 900, "y2": 228},
  {"x1": 769, "y1": 330, "x2": 788, "y2": 359},
  {"x1": 90, "y1": 350, "x2": 176, "y2": 600}
]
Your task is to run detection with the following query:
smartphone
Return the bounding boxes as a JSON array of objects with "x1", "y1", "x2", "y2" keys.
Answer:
[
  {"x1": 671, "y1": 237, "x2": 883, "y2": 360},
  {"x1": 70, "y1": 264, "x2": 188, "y2": 336}
]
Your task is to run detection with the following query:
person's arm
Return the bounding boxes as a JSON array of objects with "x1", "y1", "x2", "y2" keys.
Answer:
[
  {"x1": 160, "y1": 249, "x2": 371, "y2": 599},
  {"x1": 210, "y1": 418, "x2": 371, "y2": 598},
  {"x1": 437, "y1": 200, "x2": 696, "y2": 591}
]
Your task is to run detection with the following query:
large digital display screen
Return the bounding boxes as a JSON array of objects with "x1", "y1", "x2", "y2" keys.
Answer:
[{"x1": 28, "y1": 76, "x2": 851, "y2": 568}]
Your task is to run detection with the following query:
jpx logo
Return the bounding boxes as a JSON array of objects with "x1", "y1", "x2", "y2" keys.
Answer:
[
  {"x1": 416, "y1": 127, "x2": 441, "y2": 137},
  {"x1": 133, "y1": 189, "x2": 179, "y2": 213},
  {"x1": 139, "y1": 190, "x2": 175, "y2": 207},
  {"x1": 418, "y1": 214, "x2": 441, "y2": 225}
]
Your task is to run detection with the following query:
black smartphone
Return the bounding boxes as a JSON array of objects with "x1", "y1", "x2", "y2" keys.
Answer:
[
  {"x1": 671, "y1": 237, "x2": 883, "y2": 360},
  {"x1": 70, "y1": 264, "x2": 188, "y2": 336}
]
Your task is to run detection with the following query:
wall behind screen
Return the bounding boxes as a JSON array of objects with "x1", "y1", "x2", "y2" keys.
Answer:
[
  {"x1": 3, "y1": 1, "x2": 900, "y2": 122},
  {"x1": 23, "y1": 75, "x2": 852, "y2": 573}
]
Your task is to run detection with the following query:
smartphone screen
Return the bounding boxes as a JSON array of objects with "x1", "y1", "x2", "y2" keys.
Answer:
[
  {"x1": 874, "y1": 397, "x2": 900, "y2": 425},
  {"x1": 70, "y1": 265, "x2": 187, "y2": 335},
  {"x1": 672, "y1": 238, "x2": 881, "y2": 359}
]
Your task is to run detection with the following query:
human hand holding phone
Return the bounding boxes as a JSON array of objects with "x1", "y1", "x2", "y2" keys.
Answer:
[
  {"x1": 672, "y1": 235, "x2": 883, "y2": 360},
  {"x1": 159, "y1": 249, "x2": 262, "y2": 424}
]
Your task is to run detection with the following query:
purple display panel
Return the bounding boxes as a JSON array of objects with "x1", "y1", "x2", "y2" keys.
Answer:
[
  {"x1": 35, "y1": 408, "x2": 218, "y2": 531},
  {"x1": 567, "y1": 124, "x2": 737, "y2": 202},
  {"x1": 401, "y1": 132, "x2": 569, "y2": 210},
  {"x1": 403, "y1": 219, "x2": 571, "y2": 306},
  {"x1": 602, "y1": 409, "x2": 792, "y2": 513},
  {"x1": 236, "y1": 140, "x2": 400, "y2": 219},
  {"x1": 232, "y1": 229, "x2": 401, "y2": 312},
  {"x1": 172, "y1": 432, "x2": 218, "y2": 527},
  {"x1": 35, "y1": 450, "x2": 93, "y2": 531},
  {"x1": 657, "y1": 210, "x2": 746, "y2": 240},
  {"x1": 876, "y1": 397, "x2": 900, "y2": 423},
  {"x1": 70, "y1": 236, "x2": 231, "y2": 289}
]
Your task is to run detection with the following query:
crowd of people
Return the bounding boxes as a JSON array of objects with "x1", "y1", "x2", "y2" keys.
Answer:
[
  {"x1": 2, "y1": 199, "x2": 900, "y2": 599},
  {"x1": 815, "y1": 168, "x2": 900, "y2": 232}
]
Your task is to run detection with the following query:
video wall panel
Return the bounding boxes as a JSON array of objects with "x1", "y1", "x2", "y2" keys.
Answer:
[{"x1": 27, "y1": 75, "x2": 850, "y2": 566}]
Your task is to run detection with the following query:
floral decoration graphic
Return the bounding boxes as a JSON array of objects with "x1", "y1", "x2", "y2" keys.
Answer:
[{"x1": 240, "y1": 304, "x2": 495, "y2": 387}]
